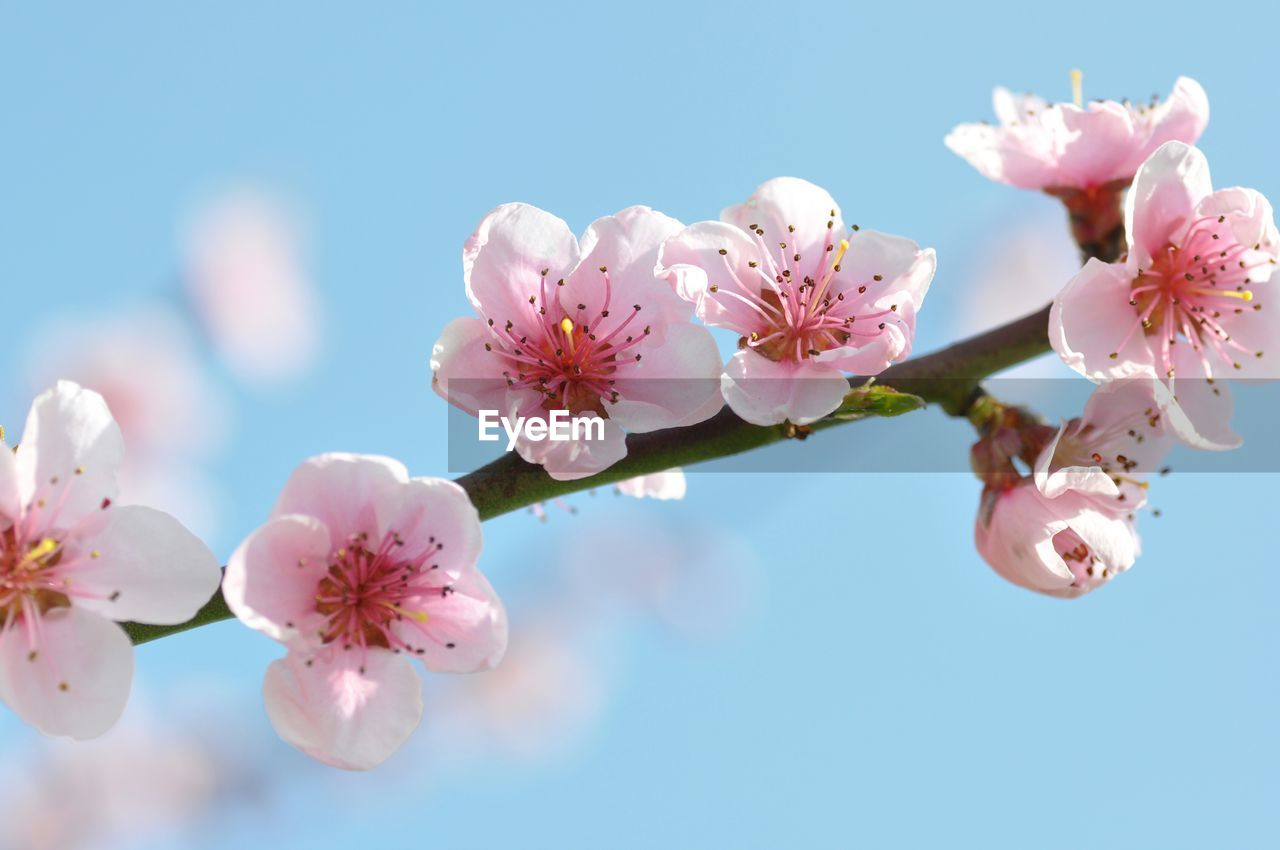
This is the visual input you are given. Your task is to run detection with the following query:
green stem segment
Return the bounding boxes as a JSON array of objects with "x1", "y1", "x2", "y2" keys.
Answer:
[{"x1": 123, "y1": 302, "x2": 1053, "y2": 645}]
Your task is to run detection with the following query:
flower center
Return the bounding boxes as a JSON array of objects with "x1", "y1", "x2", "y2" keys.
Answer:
[
  {"x1": 1111, "y1": 214, "x2": 1271, "y2": 377},
  {"x1": 484, "y1": 268, "x2": 650, "y2": 416},
  {"x1": 1053, "y1": 528, "x2": 1113, "y2": 589},
  {"x1": 0, "y1": 526, "x2": 72, "y2": 626},
  {"x1": 712, "y1": 220, "x2": 898, "y2": 363},
  {"x1": 312, "y1": 530, "x2": 448, "y2": 655}
]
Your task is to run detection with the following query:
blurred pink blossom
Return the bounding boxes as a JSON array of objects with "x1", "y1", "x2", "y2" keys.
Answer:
[
  {"x1": 24, "y1": 308, "x2": 229, "y2": 537},
  {"x1": 183, "y1": 190, "x2": 322, "y2": 384}
]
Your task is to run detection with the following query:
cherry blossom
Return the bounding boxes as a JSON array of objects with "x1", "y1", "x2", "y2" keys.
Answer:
[
  {"x1": 223, "y1": 453, "x2": 507, "y2": 770},
  {"x1": 432, "y1": 204, "x2": 723, "y2": 480},
  {"x1": 1052, "y1": 141, "x2": 1280, "y2": 381},
  {"x1": 658, "y1": 177, "x2": 935, "y2": 425},
  {"x1": 1032, "y1": 379, "x2": 1178, "y2": 514},
  {"x1": 946, "y1": 75, "x2": 1208, "y2": 191},
  {"x1": 183, "y1": 190, "x2": 322, "y2": 385},
  {"x1": 974, "y1": 482, "x2": 1140, "y2": 598},
  {"x1": 0, "y1": 382, "x2": 221, "y2": 739}
]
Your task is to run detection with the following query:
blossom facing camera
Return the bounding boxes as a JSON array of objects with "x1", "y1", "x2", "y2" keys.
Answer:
[
  {"x1": 658, "y1": 177, "x2": 935, "y2": 426},
  {"x1": 975, "y1": 482, "x2": 1140, "y2": 599},
  {"x1": 0, "y1": 382, "x2": 221, "y2": 739},
  {"x1": 432, "y1": 204, "x2": 723, "y2": 481},
  {"x1": 224, "y1": 454, "x2": 507, "y2": 770},
  {"x1": 945, "y1": 75, "x2": 1208, "y2": 192},
  {"x1": 1052, "y1": 142, "x2": 1280, "y2": 379}
]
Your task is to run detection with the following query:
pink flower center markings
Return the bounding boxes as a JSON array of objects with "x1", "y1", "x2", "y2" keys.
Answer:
[
  {"x1": 309, "y1": 529, "x2": 454, "y2": 661},
  {"x1": 715, "y1": 218, "x2": 898, "y2": 363},
  {"x1": 0, "y1": 467, "x2": 117, "y2": 671},
  {"x1": 482, "y1": 267, "x2": 651, "y2": 417},
  {"x1": 1115, "y1": 215, "x2": 1274, "y2": 376}
]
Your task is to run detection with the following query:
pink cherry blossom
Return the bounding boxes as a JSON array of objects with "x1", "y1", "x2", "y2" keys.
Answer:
[
  {"x1": 946, "y1": 76, "x2": 1208, "y2": 191},
  {"x1": 974, "y1": 482, "x2": 1140, "y2": 598},
  {"x1": 1032, "y1": 379, "x2": 1178, "y2": 514},
  {"x1": 182, "y1": 190, "x2": 322, "y2": 385},
  {"x1": 658, "y1": 177, "x2": 936, "y2": 425},
  {"x1": 432, "y1": 204, "x2": 723, "y2": 481},
  {"x1": 1052, "y1": 142, "x2": 1280, "y2": 380},
  {"x1": 223, "y1": 453, "x2": 507, "y2": 770},
  {"x1": 616, "y1": 468, "x2": 686, "y2": 500},
  {"x1": 0, "y1": 382, "x2": 221, "y2": 739}
]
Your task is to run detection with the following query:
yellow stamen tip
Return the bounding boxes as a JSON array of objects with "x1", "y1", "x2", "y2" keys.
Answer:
[
  {"x1": 27, "y1": 538, "x2": 58, "y2": 561},
  {"x1": 1070, "y1": 69, "x2": 1083, "y2": 107},
  {"x1": 832, "y1": 238, "x2": 850, "y2": 269}
]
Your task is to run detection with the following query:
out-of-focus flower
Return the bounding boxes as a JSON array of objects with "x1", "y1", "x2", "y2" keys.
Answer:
[
  {"x1": 562, "y1": 515, "x2": 761, "y2": 642},
  {"x1": 616, "y1": 468, "x2": 686, "y2": 500},
  {"x1": 425, "y1": 621, "x2": 606, "y2": 763},
  {"x1": 0, "y1": 685, "x2": 272, "y2": 850},
  {"x1": 25, "y1": 308, "x2": 229, "y2": 537},
  {"x1": 432, "y1": 204, "x2": 723, "y2": 480},
  {"x1": 0, "y1": 382, "x2": 221, "y2": 739},
  {"x1": 224, "y1": 453, "x2": 507, "y2": 770},
  {"x1": 946, "y1": 75, "x2": 1208, "y2": 192},
  {"x1": 659, "y1": 177, "x2": 935, "y2": 425},
  {"x1": 954, "y1": 212, "x2": 1081, "y2": 333},
  {"x1": 974, "y1": 481, "x2": 1139, "y2": 598},
  {"x1": 26, "y1": 308, "x2": 226, "y2": 459},
  {"x1": 1052, "y1": 142, "x2": 1280, "y2": 382},
  {"x1": 182, "y1": 190, "x2": 321, "y2": 384}
]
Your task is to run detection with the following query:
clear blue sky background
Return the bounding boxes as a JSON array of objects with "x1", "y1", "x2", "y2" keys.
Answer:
[{"x1": 2, "y1": 2, "x2": 1279, "y2": 848}]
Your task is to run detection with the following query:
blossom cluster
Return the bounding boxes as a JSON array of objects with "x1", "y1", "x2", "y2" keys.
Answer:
[
  {"x1": 3, "y1": 70, "x2": 1274, "y2": 776},
  {"x1": 953, "y1": 74, "x2": 1273, "y2": 595}
]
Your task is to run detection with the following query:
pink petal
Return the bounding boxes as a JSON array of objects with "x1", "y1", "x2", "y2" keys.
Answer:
[
  {"x1": 1050, "y1": 258, "x2": 1157, "y2": 381},
  {"x1": 721, "y1": 177, "x2": 844, "y2": 264},
  {"x1": 515, "y1": 418, "x2": 629, "y2": 481},
  {"x1": 605, "y1": 323, "x2": 723, "y2": 432},
  {"x1": 1141, "y1": 77, "x2": 1210, "y2": 160},
  {"x1": 0, "y1": 606, "x2": 133, "y2": 739},
  {"x1": 0, "y1": 436, "x2": 20, "y2": 525},
  {"x1": 393, "y1": 565, "x2": 508, "y2": 674},
  {"x1": 464, "y1": 202, "x2": 580, "y2": 328},
  {"x1": 67, "y1": 505, "x2": 222, "y2": 626},
  {"x1": 431, "y1": 316, "x2": 521, "y2": 416},
  {"x1": 263, "y1": 648, "x2": 423, "y2": 771},
  {"x1": 15, "y1": 381, "x2": 123, "y2": 531},
  {"x1": 721, "y1": 350, "x2": 850, "y2": 426},
  {"x1": 944, "y1": 121, "x2": 1057, "y2": 190},
  {"x1": 832, "y1": 230, "x2": 937, "y2": 310},
  {"x1": 1054, "y1": 102, "x2": 1137, "y2": 187},
  {"x1": 1032, "y1": 423, "x2": 1121, "y2": 501},
  {"x1": 1125, "y1": 141, "x2": 1212, "y2": 266},
  {"x1": 656, "y1": 220, "x2": 770, "y2": 333},
  {"x1": 1195, "y1": 187, "x2": 1278, "y2": 258},
  {"x1": 561, "y1": 206, "x2": 691, "y2": 342},
  {"x1": 271, "y1": 454, "x2": 408, "y2": 548},
  {"x1": 224, "y1": 514, "x2": 334, "y2": 644},
  {"x1": 1164, "y1": 348, "x2": 1242, "y2": 450},
  {"x1": 374, "y1": 477, "x2": 483, "y2": 581}
]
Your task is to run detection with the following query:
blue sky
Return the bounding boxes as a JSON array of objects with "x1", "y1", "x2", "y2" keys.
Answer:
[{"x1": 2, "y1": 1, "x2": 1279, "y2": 848}]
